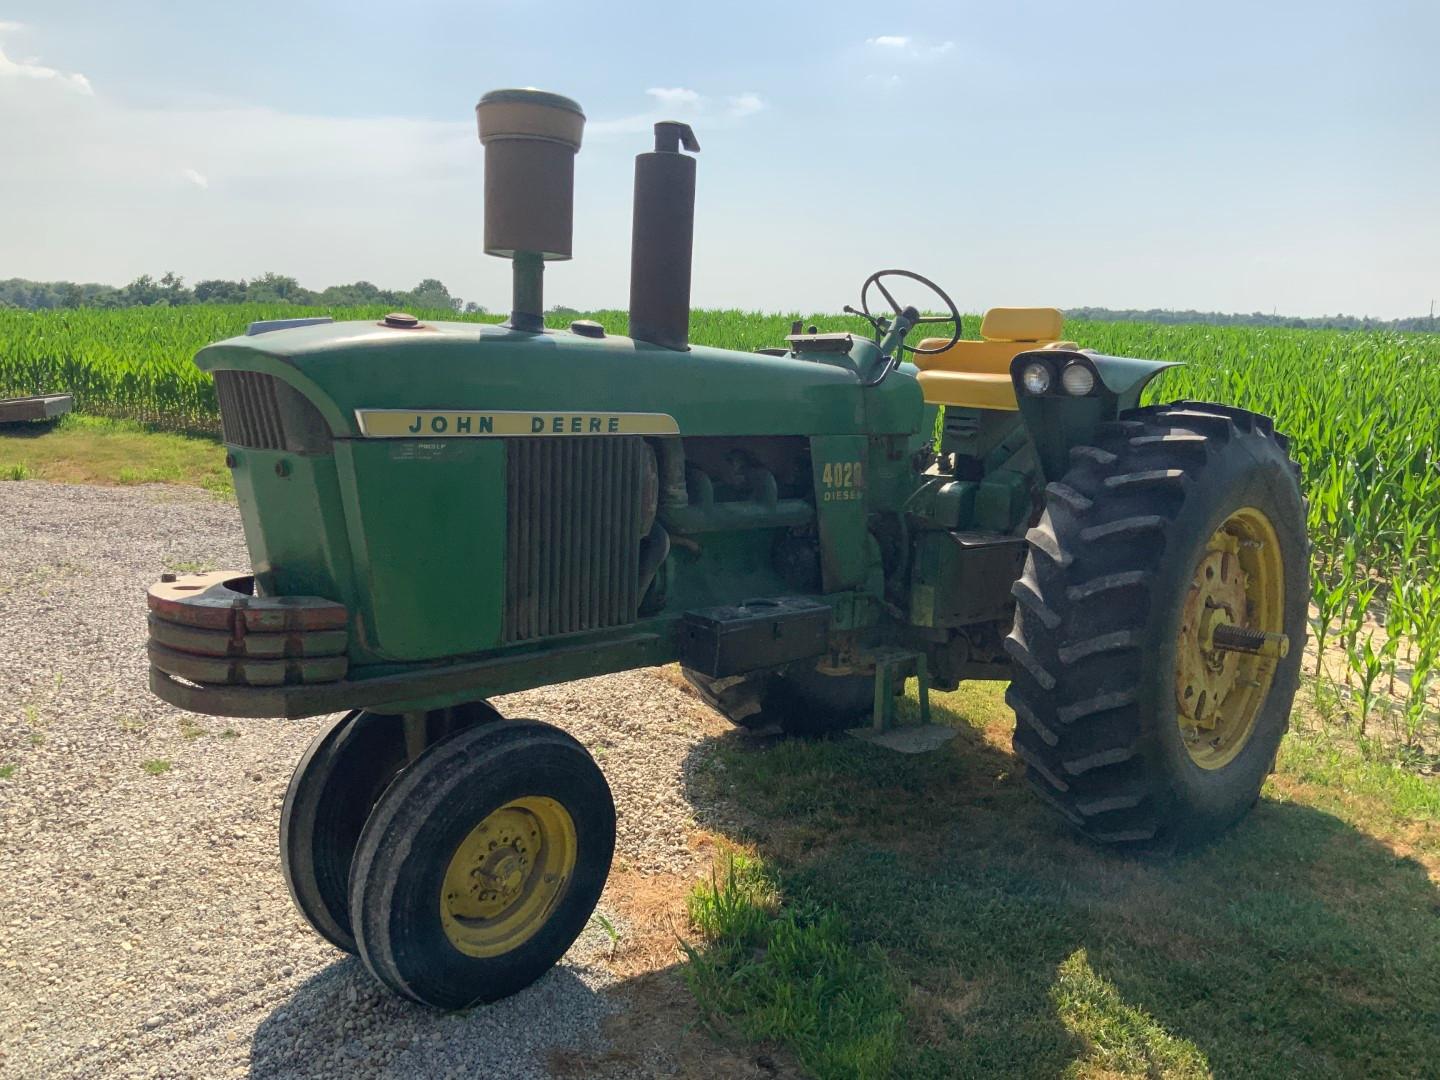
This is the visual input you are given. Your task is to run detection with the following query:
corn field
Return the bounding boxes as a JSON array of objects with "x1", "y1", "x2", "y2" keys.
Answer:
[{"x1": 2, "y1": 304, "x2": 1438, "y2": 757}]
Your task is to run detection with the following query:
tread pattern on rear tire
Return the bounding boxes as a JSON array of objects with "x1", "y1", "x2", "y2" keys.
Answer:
[{"x1": 1006, "y1": 401, "x2": 1306, "y2": 850}]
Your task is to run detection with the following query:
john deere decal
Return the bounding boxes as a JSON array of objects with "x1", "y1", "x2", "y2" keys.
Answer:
[{"x1": 355, "y1": 410, "x2": 680, "y2": 438}]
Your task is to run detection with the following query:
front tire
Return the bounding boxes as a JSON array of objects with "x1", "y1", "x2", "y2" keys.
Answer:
[
  {"x1": 279, "y1": 702, "x2": 499, "y2": 954},
  {"x1": 1005, "y1": 402, "x2": 1307, "y2": 850},
  {"x1": 348, "y1": 719, "x2": 615, "y2": 1009}
]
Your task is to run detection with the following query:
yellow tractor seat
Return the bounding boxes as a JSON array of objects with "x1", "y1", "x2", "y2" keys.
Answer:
[{"x1": 913, "y1": 307, "x2": 1074, "y2": 412}]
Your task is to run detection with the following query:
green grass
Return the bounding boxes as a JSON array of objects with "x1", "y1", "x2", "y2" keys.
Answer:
[
  {"x1": 1050, "y1": 949, "x2": 1209, "y2": 1080},
  {"x1": 164, "y1": 559, "x2": 217, "y2": 574},
  {"x1": 0, "y1": 765, "x2": 14, "y2": 780},
  {"x1": 140, "y1": 759, "x2": 171, "y2": 775},
  {"x1": 683, "y1": 682, "x2": 1440, "y2": 1079},
  {"x1": 0, "y1": 414, "x2": 230, "y2": 492},
  {"x1": 685, "y1": 852, "x2": 904, "y2": 1080}
]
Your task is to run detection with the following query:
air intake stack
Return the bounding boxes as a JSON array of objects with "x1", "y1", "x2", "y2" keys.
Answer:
[
  {"x1": 629, "y1": 122, "x2": 700, "y2": 350},
  {"x1": 475, "y1": 89, "x2": 586, "y2": 332}
]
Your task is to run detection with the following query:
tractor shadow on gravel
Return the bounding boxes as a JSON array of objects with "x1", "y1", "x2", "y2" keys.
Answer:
[
  {"x1": 248, "y1": 907, "x2": 801, "y2": 1080},
  {"x1": 248, "y1": 950, "x2": 613, "y2": 1078},
  {"x1": 676, "y1": 684, "x2": 1440, "y2": 1078}
]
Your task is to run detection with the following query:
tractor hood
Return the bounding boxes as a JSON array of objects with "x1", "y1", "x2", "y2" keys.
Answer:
[{"x1": 194, "y1": 317, "x2": 916, "y2": 440}]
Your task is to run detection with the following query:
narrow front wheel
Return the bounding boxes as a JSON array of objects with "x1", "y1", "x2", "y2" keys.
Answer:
[
  {"x1": 348, "y1": 719, "x2": 615, "y2": 1009},
  {"x1": 279, "y1": 702, "x2": 499, "y2": 953}
]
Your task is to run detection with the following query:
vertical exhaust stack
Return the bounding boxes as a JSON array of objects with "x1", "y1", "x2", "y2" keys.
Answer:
[
  {"x1": 629, "y1": 122, "x2": 700, "y2": 350},
  {"x1": 475, "y1": 89, "x2": 586, "y2": 333}
]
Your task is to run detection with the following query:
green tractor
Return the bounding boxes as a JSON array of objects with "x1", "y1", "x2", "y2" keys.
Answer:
[{"x1": 146, "y1": 89, "x2": 1307, "y2": 1009}]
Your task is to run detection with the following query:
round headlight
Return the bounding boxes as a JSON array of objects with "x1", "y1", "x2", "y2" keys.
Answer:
[
  {"x1": 1061, "y1": 362, "x2": 1096, "y2": 396},
  {"x1": 1021, "y1": 362, "x2": 1052, "y2": 395}
]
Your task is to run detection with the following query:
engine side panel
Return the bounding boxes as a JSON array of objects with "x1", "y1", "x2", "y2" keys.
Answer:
[
  {"x1": 335, "y1": 438, "x2": 506, "y2": 661},
  {"x1": 809, "y1": 434, "x2": 872, "y2": 592}
]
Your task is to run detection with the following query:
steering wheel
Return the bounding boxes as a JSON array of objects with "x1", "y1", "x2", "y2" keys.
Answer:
[{"x1": 858, "y1": 269, "x2": 962, "y2": 355}]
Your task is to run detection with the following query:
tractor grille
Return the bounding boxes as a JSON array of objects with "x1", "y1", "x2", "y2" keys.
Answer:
[
  {"x1": 504, "y1": 437, "x2": 645, "y2": 642},
  {"x1": 212, "y1": 371, "x2": 332, "y2": 454},
  {"x1": 214, "y1": 371, "x2": 285, "y2": 450}
]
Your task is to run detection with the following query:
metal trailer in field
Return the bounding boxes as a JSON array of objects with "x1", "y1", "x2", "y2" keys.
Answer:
[
  {"x1": 0, "y1": 394, "x2": 71, "y2": 423},
  {"x1": 146, "y1": 89, "x2": 1306, "y2": 1010}
]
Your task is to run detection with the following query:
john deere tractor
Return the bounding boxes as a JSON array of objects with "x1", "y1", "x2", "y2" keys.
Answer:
[{"x1": 146, "y1": 89, "x2": 1307, "y2": 1009}]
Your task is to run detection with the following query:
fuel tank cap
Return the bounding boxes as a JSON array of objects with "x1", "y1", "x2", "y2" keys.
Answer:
[
  {"x1": 382, "y1": 312, "x2": 420, "y2": 329},
  {"x1": 570, "y1": 319, "x2": 605, "y2": 338}
]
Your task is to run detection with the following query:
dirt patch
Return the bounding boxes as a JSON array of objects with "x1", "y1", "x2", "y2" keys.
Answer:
[
  {"x1": 550, "y1": 854, "x2": 805, "y2": 1080},
  {"x1": 598, "y1": 866, "x2": 698, "y2": 978},
  {"x1": 906, "y1": 975, "x2": 991, "y2": 1047}
]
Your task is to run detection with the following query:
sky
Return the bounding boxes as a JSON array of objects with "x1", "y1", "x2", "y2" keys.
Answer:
[{"x1": 0, "y1": 1, "x2": 1436, "y2": 319}]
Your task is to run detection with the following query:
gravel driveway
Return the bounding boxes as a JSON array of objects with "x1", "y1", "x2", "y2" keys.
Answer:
[{"x1": 0, "y1": 482, "x2": 722, "y2": 1079}]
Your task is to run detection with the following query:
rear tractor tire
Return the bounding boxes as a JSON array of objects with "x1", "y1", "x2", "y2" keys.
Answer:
[
  {"x1": 1006, "y1": 402, "x2": 1307, "y2": 850},
  {"x1": 683, "y1": 664, "x2": 877, "y2": 736},
  {"x1": 348, "y1": 718, "x2": 615, "y2": 1009}
]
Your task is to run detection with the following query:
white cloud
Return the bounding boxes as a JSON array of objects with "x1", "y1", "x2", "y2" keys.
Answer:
[
  {"x1": 865, "y1": 35, "x2": 954, "y2": 61},
  {"x1": 181, "y1": 167, "x2": 208, "y2": 189},
  {"x1": 727, "y1": 92, "x2": 765, "y2": 118},
  {"x1": 589, "y1": 87, "x2": 767, "y2": 139},
  {"x1": 0, "y1": 20, "x2": 26, "y2": 33},
  {"x1": 645, "y1": 86, "x2": 701, "y2": 108},
  {"x1": 0, "y1": 39, "x2": 93, "y2": 94}
]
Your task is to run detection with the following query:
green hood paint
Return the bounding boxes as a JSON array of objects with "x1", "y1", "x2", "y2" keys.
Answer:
[
  {"x1": 200, "y1": 318, "x2": 926, "y2": 670},
  {"x1": 196, "y1": 319, "x2": 925, "y2": 440}
]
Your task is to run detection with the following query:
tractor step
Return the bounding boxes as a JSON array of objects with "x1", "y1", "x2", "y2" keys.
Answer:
[
  {"x1": 866, "y1": 646, "x2": 931, "y2": 731},
  {"x1": 851, "y1": 724, "x2": 958, "y2": 755}
]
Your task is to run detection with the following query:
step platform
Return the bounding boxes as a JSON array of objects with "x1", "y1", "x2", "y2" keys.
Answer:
[{"x1": 849, "y1": 723, "x2": 959, "y2": 754}]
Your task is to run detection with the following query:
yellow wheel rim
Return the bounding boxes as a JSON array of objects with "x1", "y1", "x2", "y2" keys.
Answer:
[
  {"x1": 440, "y1": 796, "x2": 577, "y2": 958},
  {"x1": 1174, "y1": 506, "x2": 1285, "y2": 770}
]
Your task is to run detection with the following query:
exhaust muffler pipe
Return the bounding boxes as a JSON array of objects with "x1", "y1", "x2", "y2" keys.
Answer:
[
  {"x1": 629, "y1": 122, "x2": 700, "y2": 350},
  {"x1": 475, "y1": 88, "x2": 586, "y2": 332}
]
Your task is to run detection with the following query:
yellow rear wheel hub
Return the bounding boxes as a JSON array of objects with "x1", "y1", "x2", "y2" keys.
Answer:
[
  {"x1": 440, "y1": 796, "x2": 577, "y2": 958},
  {"x1": 1174, "y1": 507, "x2": 1284, "y2": 770}
]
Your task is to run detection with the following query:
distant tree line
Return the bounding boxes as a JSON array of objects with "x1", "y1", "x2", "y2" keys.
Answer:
[
  {"x1": 0, "y1": 273, "x2": 488, "y2": 314},
  {"x1": 1062, "y1": 306, "x2": 1438, "y2": 333},
  {"x1": 1, "y1": 276, "x2": 1434, "y2": 331}
]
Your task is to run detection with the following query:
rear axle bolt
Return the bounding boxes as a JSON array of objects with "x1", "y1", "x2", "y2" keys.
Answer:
[{"x1": 1212, "y1": 624, "x2": 1289, "y2": 659}]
